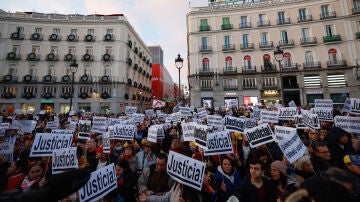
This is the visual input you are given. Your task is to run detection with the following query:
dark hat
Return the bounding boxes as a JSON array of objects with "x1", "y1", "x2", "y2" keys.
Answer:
[{"x1": 117, "y1": 159, "x2": 129, "y2": 169}]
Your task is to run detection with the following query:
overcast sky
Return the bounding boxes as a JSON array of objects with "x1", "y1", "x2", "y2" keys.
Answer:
[{"x1": 1, "y1": 0, "x2": 208, "y2": 86}]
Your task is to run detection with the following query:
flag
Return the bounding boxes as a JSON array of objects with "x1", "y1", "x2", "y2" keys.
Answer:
[{"x1": 152, "y1": 99, "x2": 165, "y2": 108}]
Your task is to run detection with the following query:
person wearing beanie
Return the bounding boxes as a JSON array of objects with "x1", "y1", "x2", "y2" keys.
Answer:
[{"x1": 270, "y1": 160, "x2": 297, "y2": 202}]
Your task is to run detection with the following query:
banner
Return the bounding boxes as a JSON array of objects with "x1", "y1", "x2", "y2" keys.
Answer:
[
  {"x1": 207, "y1": 115, "x2": 223, "y2": 131},
  {"x1": 334, "y1": 116, "x2": 360, "y2": 133},
  {"x1": 79, "y1": 163, "x2": 117, "y2": 202},
  {"x1": 260, "y1": 110, "x2": 279, "y2": 123},
  {"x1": 274, "y1": 126, "x2": 306, "y2": 164},
  {"x1": 204, "y1": 131, "x2": 233, "y2": 156},
  {"x1": 315, "y1": 99, "x2": 333, "y2": 109},
  {"x1": 278, "y1": 107, "x2": 298, "y2": 120},
  {"x1": 194, "y1": 124, "x2": 208, "y2": 149},
  {"x1": 245, "y1": 123, "x2": 274, "y2": 148},
  {"x1": 179, "y1": 107, "x2": 192, "y2": 118},
  {"x1": 78, "y1": 120, "x2": 92, "y2": 140},
  {"x1": 91, "y1": 116, "x2": 108, "y2": 133},
  {"x1": 167, "y1": 151, "x2": 205, "y2": 191},
  {"x1": 52, "y1": 147, "x2": 78, "y2": 174},
  {"x1": 312, "y1": 108, "x2": 333, "y2": 122},
  {"x1": 125, "y1": 106, "x2": 137, "y2": 115},
  {"x1": 350, "y1": 98, "x2": 360, "y2": 115},
  {"x1": 112, "y1": 124, "x2": 136, "y2": 140},
  {"x1": 30, "y1": 133, "x2": 73, "y2": 157},
  {"x1": 223, "y1": 116, "x2": 245, "y2": 132},
  {"x1": 181, "y1": 122, "x2": 196, "y2": 142},
  {"x1": 197, "y1": 108, "x2": 208, "y2": 120},
  {"x1": 301, "y1": 110, "x2": 320, "y2": 130}
]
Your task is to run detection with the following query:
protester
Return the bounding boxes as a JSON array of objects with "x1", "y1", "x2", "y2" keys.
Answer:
[
  {"x1": 95, "y1": 146, "x2": 109, "y2": 170},
  {"x1": 20, "y1": 161, "x2": 46, "y2": 192},
  {"x1": 270, "y1": 160, "x2": 297, "y2": 201},
  {"x1": 310, "y1": 142, "x2": 333, "y2": 175},
  {"x1": 136, "y1": 139, "x2": 156, "y2": 176},
  {"x1": 85, "y1": 138, "x2": 98, "y2": 172},
  {"x1": 0, "y1": 159, "x2": 26, "y2": 191},
  {"x1": 118, "y1": 142, "x2": 138, "y2": 173}
]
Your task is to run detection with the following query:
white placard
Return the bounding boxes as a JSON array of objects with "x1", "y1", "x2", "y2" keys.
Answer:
[
  {"x1": 30, "y1": 133, "x2": 73, "y2": 157},
  {"x1": 312, "y1": 108, "x2": 333, "y2": 122},
  {"x1": 147, "y1": 125, "x2": 160, "y2": 143},
  {"x1": 0, "y1": 123, "x2": 10, "y2": 136},
  {"x1": 52, "y1": 147, "x2": 78, "y2": 174},
  {"x1": 157, "y1": 124, "x2": 165, "y2": 139},
  {"x1": 78, "y1": 120, "x2": 91, "y2": 140},
  {"x1": 51, "y1": 129, "x2": 74, "y2": 135},
  {"x1": 207, "y1": 115, "x2": 223, "y2": 130},
  {"x1": 349, "y1": 98, "x2": 360, "y2": 115},
  {"x1": 250, "y1": 109, "x2": 261, "y2": 120},
  {"x1": 181, "y1": 122, "x2": 196, "y2": 142},
  {"x1": 112, "y1": 124, "x2": 136, "y2": 140},
  {"x1": 179, "y1": 107, "x2": 192, "y2": 118},
  {"x1": 274, "y1": 126, "x2": 306, "y2": 164},
  {"x1": 0, "y1": 141, "x2": 15, "y2": 163},
  {"x1": 102, "y1": 132, "x2": 111, "y2": 153},
  {"x1": 45, "y1": 121, "x2": 58, "y2": 130},
  {"x1": 343, "y1": 98, "x2": 351, "y2": 113},
  {"x1": 145, "y1": 109, "x2": 155, "y2": 117},
  {"x1": 278, "y1": 107, "x2": 298, "y2": 120},
  {"x1": 167, "y1": 151, "x2": 205, "y2": 191},
  {"x1": 334, "y1": 116, "x2": 360, "y2": 133},
  {"x1": 302, "y1": 110, "x2": 320, "y2": 130},
  {"x1": 204, "y1": 131, "x2": 233, "y2": 156},
  {"x1": 294, "y1": 115, "x2": 307, "y2": 129},
  {"x1": 197, "y1": 108, "x2": 208, "y2": 120},
  {"x1": 131, "y1": 113, "x2": 145, "y2": 123},
  {"x1": 194, "y1": 124, "x2": 208, "y2": 149},
  {"x1": 314, "y1": 99, "x2": 333, "y2": 109},
  {"x1": 223, "y1": 116, "x2": 245, "y2": 132},
  {"x1": 91, "y1": 116, "x2": 108, "y2": 133},
  {"x1": 245, "y1": 118, "x2": 257, "y2": 130},
  {"x1": 245, "y1": 123, "x2": 274, "y2": 148},
  {"x1": 79, "y1": 163, "x2": 117, "y2": 202},
  {"x1": 288, "y1": 100, "x2": 297, "y2": 107},
  {"x1": 11, "y1": 120, "x2": 37, "y2": 134},
  {"x1": 260, "y1": 110, "x2": 279, "y2": 123},
  {"x1": 125, "y1": 106, "x2": 137, "y2": 115}
]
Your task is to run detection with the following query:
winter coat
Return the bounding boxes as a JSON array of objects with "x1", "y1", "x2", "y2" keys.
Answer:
[
  {"x1": 238, "y1": 175, "x2": 277, "y2": 202},
  {"x1": 213, "y1": 166, "x2": 242, "y2": 202}
]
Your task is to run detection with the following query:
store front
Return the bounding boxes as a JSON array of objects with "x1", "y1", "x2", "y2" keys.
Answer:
[
  {"x1": 260, "y1": 90, "x2": 281, "y2": 107},
  {"x1": 243, "y1": 96, "x2": 259, "y2": 107},
  {"x1": 78, "y1": 103, "x2": 91, "y2": 112},
  {"x1": 224, "y1": 97, "x2": 239, "y2": 109},
  {"x1": 22, "y1": 103, "x2": 37, "y2": 113}
]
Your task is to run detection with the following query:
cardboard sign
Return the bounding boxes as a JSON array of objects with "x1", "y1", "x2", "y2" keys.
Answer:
[
  {"x1": 30, "y1": 133, "x2": 73, "y2": 157},
  {"x1": 102, "y1": 132, "x2": 111, "y2": 153},
  {"x1": 204, "y1": 131, "x2": 233, "y2": 156},
  {"x1": 315, "y1": 99, "x2": 333, "y2": 109},
  {"x1": 112, "y1": 124, "x2": 136, "y2": 140},
  {"x1": 274, "y1": 126, "x2": 306, "y2": 164},
  {"x1": 0, "y1": 141, "x2": 15, "y2": 163},
  {"x1": 91, "y1": 116, "x2": 108, "y2": 133},
  {"x1": 278, "y1": 107, "x2": 298, "y2": 120},
  {"x1": 182, "y1": 122, "x2": 196, "y2": 142},
  {"x1": 207, "y1": 115, "x2": 223, "y2": 131},
  {"x1": 147, "y1": 125, "x2": 160, "y2": 143},
  {"x1": 167, "y1": 151, "x2": 205, "y2": 191},
  {"x1": 250, "y1": 109, "x2": 261, "y2": 120},
  {"x1": 334, "y1": 116, "x2": 360, "y2": 133},
  {"x1": 179, "y1": 107, "x2": 192, "y2": 118},
  {"x1": 294, "y1": 115, "x2": 307, "y2": 129},
  {"x1": 194, "y1": 124, "x2": 208, "y2": 149},
  {"x1": 312, "y1": 108, "x2": 333, "y2": 122},
  {"x1": 260, "y1": 110, "x2": 279, "y2": 123},
  {"x1": 125, "y1": 106, "x2": 137, "y2": 115},
  {"x1": 197, "y1": 108, "x2": 208, "y2": 120},
  {"x1": 302, "y1": 110, "x2": 320, "y2": 130},
  {"x1": 245, "y1": 123, "x2": 274, "y2": 148},
  {"x1": 223, "y1": 115, "x2": 245, "y2": 132},
  {"x1": 245, "y1": 118, "x2": 257, "y2": 130},
  {"x1": 52, "y1": 147, "x2": 78, "y2": 174},
  {"x1": 79, "y1": 164, "x2": 117, "y2": 202}
]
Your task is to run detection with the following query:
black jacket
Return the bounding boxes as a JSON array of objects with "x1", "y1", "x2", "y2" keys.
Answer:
[{"x1": 238, "y1": 175, "x2": 277, "y2": 202}]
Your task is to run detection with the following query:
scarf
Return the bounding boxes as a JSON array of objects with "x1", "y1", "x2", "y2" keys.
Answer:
[{"x1": 21, "y1": 176, "x2": 39, "y2": 192}]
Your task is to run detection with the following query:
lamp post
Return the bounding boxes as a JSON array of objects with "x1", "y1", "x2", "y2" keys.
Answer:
[
  {"x1": 69, "y1": 59, "x2": 78, "y2": 113},
  {"x1": 274, "y1": 46, "x2": 284, "y2": 105},
  {"x1": 175, "y1": 54, "x2": 183, "y2": 103},
  {"x1": 355, "y1": 59, "x2": 360, "y2": 80}
]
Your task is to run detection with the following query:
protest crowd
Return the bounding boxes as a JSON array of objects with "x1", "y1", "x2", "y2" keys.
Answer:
[{"x1": 0, "y1": 98, "x2": 359, "y2": 202}]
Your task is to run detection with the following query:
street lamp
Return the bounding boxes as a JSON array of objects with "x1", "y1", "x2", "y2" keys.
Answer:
[
  {"x1": 69, "y1": 59, "x2": 78, "y2": 113},
  {"x1": 175, "y1": 54, "x2": 183, "y2": 103},
  {"x1": 355, "y1": 59, "x2": 360, "y2": 80},
  {"x1": 274, "y1": 46, "x2": 284, "y2": 105}
]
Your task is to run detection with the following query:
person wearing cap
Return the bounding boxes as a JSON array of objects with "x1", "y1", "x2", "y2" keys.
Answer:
[
  {"x1": 136, "y1": 139, "x2": 156, "y2": 176},
  {"x1": 95, "y1": 146, "x2": 109, "y2": 170},
  {"x1": 118, "y1": 142, "x2": 138, "y2": 173},
  {"x1": 270, "y1": 160, "x2": 297, "y2": 201}
]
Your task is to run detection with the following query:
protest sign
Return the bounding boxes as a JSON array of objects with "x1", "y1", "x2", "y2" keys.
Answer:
[
  {"x1": 349, "y1": 98, "x2": 360, "y2": 115},
  {"x1": 0, "y1": 123, "x2": 10, "y2": 136},
  {"x1": 179, "y1": 107, "x2": 192, "y2": 118},
  {"x1": 194, "y1": 124, "x2": 208, "y2": 149},
  {"x1": 167, "y1": 151, "x2": 205, "y2": 191},
  {"x1": 111, "y1": 124, "x2": 136, "y2": 140},
  {"x1": 145, "y1": 109, "x2": 155, "y2": 117},
  {"x1": 46, "y1": 121, "x2": 58, "y2": 130},
  {"x1": 131, "y1": 113, "x2": 145, "y2": 123},
  {"x1": 315, "y1": 99, "x2": 333, "y2": 109},
  {"x1": 204, "y1": 131, "x2": 233, "y2": 156},
  {"x1": 79, "y1": 163, "x2": 117, "y2": 202},
  {"x1": 11, "y1": 120, "x2": 37, "y2": 134},
  {"x1": 108, "y1": 118, "x2": 122, "y2": 126},
  {"x1": 102, "y1": 132, "x2": 111, "y2": 153},
  {"x1": 288, "y1": 100, "x2": 297, "y2": 107},
  {"x1": 125, "y1": 106, "x2": 137, "y2": 115},
  {"x1": 250, "y1": 109, "x2": 261, "y2": 120},
  {"x1": 52, "y1": 147, "x2": 78, "y2": 174},
  {"x1": 147, "y1": 125, "x2": 160, "y2": 143},
  {"x1": 78, "y1": 120, "x2": 91, "y2": 140},
  {"x1": 343, "y1": 98, "x2": 351, "y2": 113},
  {"x1": 245, "y1": 123, "x2": 274, "y2": 148},
  {"x1": 0, "y1": 138, "x2": 15, "y2": 163},
  {"x1": 157, "y1": 124, "x2": 165, "y2": 139},
  {"x1": 294, "y1": 115, "x2": 307, "y2": 129},
  {"x1": 182, "y1": 122, "x2": 196, "y2": 142},
  {"x1": 197, "y1": 108, "x2": 208, "y2": 120},
  {"x1": 207, "y1": 115, "x2": 223, "y2": 131},
  {"x1": 301, "y1": 110, "x2": 320, "y2": 130},
  {"x1": 169, "y1": 112, "x2": 181, "y2": 124},
  {"x1": 278, "y1": 107, "x2": 298, "y2": 120},
  {"x1": 260, "y1": 110, "x2": 279, "y2": 123},
  {"x1": 30, "y1": 133, "x2": 73, "y2": 157},
  {"x1": 223, "y1": 115, "x2": 245, "y2": 132},
  {"x1": 274, "y1": 126, "x2": 306, "y2": 164},
  {"x1": 51, "y1": 129, "x2": 74, "y2": 135},
  {"x1": 334, "y1": 116, "x2": 360, "y2": 133},
  {"x1": 91, "y1": 116, "x2": 108, "y2": 133},
  {"x1": 312, "y1": 108, "x2": 333, "y2": 122}
]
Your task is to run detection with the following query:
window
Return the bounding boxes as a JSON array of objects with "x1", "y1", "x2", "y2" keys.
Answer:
[
  {"x1": 357, "y1": 21, "x2": 360, "y2": 31},
  {"x1": 330, "y1": 93, "x2": 349, "y2": 104},
  {"x1": 201, "y1": 37, "x2": 208, "y2": 49},
  {"x1": 263, "y1": 54, "x2": 271, "y2": 67},
  {"x1": 242, "y1": 78, "x2": 257, "y2": 88},
  {"x1": 80, "y1": 86, "x2": 93, "y2": 93},
  {"x1": 85, "y1": 47, "x2": 93, "y2": 55},
  {"x1": 298, "y1": 9, "x2": 306, "y2": 21},
  {"x1": 105, "y1": 47, "x2": 112, "y2": 55},
  {"x1": 281, "y1": 31, "x2": 289, "y2": 43},
  {"x1": 43, "y1": 86, "x2": 56, "y2": 94},
  {"x1": 50, "y1": 46, "x2": 58, "y2": 54},
  {"x1": 307, "y1": 94, "x2": 324, "y2": 104},
  {"x1": 305, "y1": 51, "x2": 314, "y2": 64},
  {"x1": 258, "y1": 14, "x2": 265, "y2": 25},
  {"x1": 301, "y1": 28, "x2": 309, "y2": 39},
  {"x1": 223, "y1": 78, "x2": 237, "y2": 88},
  {"x1": 31, "y1": 46, "x2": 40, "y2": 54},
  {"x1": 283, "y1": 52, "x2": 292, "y2": 67},
  {"x1": 9, "y1": 65, "x2": 17, "y2": 76},
  {"x1": 84, "y1": 66, "x2": 92, "y2": 76},
  {"x1": 106, "y1": 29, "x2": 113, "y2": 34},
  {"x1": 321, "y1": 5, "x2": 329, "y2": 16},
  {"x1": 224, "y1": 35, "x2": 230, "y2": 48},
  {"x1": 53, "y1": 28, "x2": 60, "y2": 34},
  {"x1": 201, "y1": 80, "x2": 213, "y2": 89},
  {"x1": 240, "y1": 16, "x2": 248, "y2": 27},
  {"x1": 242, "y1": 34, "x2": 249, "y2": 47},
  {"x1": 70, "y1": 29, "x2": 77, "y2": 34},
  {"x1": 278, "y1": 12, "x2": 285, "y2": 23},
  {"x1": 23, "y1": 86, "x2": 37, "y2": 94},
  {"x1": 12, "y1": 45, "x2": 21, "y2": 54},
  {"x1": 200, "y1": 19, "x2": 209, "y2": 31},
  {"x1": 35, "y1": 28, "x2": 42, "y2": 33},
  {"x1": 355, "y1": 0, "x2": 360, "y2": 8},
  {"x1": 48, "y1": 66, "x2": 56, "y2": 76},
  {"x1": 243, "y1": 55, "x2": 252, "y2": 68},
  {"x1": 260, "y1": 32, "x2": 268, "y2": 43},
  {"x1": 225, "y1": 56, "x2": 233, "y2": 69},
  {"x1": 222, "y1": 17, "x2": 230, "y2": 25},
  {"x1": 304, "y1": 75, "x2": 321, "y2": 88},
  {"x1": 15, "y1": 26, "x2": 24, "y2": 33},
  {"x1": 325, "y1": 25, "x2": 333, "y2": 36},
  {"x1": 29, "y1": 66, "x2": 37, "y2": 76},
  {"x1": 68, "y1": 46, "x2": 76, "y2": 54},
  {"x1": 328, "y1": 48, "x2": 338, "y2": 63},
  {"x1": 202, "y1": 58, "x2": 210, "y2": 71},
  {"x1": 104, "y1": 67, "x2": 111, "y2": 76},
  {"x1": 327, "y1": 74, "x2": 346, "y2": 87},
  {"x1": 87, "y1": 29, "x2": 95, "y2": 35},
  {"x1": 263, "y1": 77, "x2": 277, "y2": 87}
]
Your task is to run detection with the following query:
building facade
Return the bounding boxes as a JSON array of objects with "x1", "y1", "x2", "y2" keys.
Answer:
[
  {"x1": 0, "y1": 10, "x2": 153, "y2": 114},
  {"x1": 187, "y1": 0, "x2": 360, "y2": 108}
]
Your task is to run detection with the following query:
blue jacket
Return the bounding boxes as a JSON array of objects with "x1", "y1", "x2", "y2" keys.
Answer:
[{"x1": 213, "y1": 166, "x2": 242, "y2": 202}]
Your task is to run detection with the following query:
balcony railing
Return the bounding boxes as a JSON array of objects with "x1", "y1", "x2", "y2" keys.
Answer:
[
  {"x1": 259, "y1": 41, "x2": 274, "y2": 49},
  {"x1": 356, "y1": 32, "x2": 360, "y2": 39},
  {"x1": 222, "y1": 44, "x2": 235, "y2": 51},
  {"x1": 223, "y1": 67, "x2": 237, "y2": 74},
  {"x1": 261, "y1": 64, "x2": 277, "y2": 72},
  {"x1": 199, "y1": 46, "x2": 212, "y2": 53},
  {"x1": 300, "y1": 37, "x2": 317, "y2": 45},
  {"x1": 240, "y1": 43, "x2": 255, "y2": 50},
  {"x1": 84, "y1": 34, "x2": 96, "y2": 42},
  {"x1": 64, "y1": 54, "x2": 76, "y2": 61},
  {"x1": 320, "y1": 11, "x2": 336, "y2": 20},
  {"x1": 2, "y1": 75, "x2": 18, "y2": 82},
  {"x1": 277, "y1": 18, "x2": 291, "y2": 25},
  {"x1": 279, "y1": 39, "x2": 295, "y2": 47},
  {"x1": 327, "y1": 60, "x2": 347, "y2": 67},
  {"x1": 30, "y1": 33, "x2": 44, "y2": 41},
  {"x1": 23, "y1": 75, "x2": 38, "y2": 83},
  {"x1": 201, "y1": 87, "x2": 213, "y2": 91},
  {"x1": 26, "y1": 53, "x2": 41, "y2": 61},
  {"x1": 303, "y1": 61, "x2": 322, "y2": 69},
  {"x1": 198, "y1": 68, "x2": 215, "y2": 75},
  {"x1": 49, "y1": 34, "x2": 62, "y2": 41},
  {"x1": 257, "y1": 20, "x2": 270, "y2": 27},
  {"x1": 221, "y1": 24, "x2": 233, "y2": 30},
  {"x1": 352, "y1": 7, "x2": 360, "y2": 14},
  {"x1": 42, "y1": 75, "x2": 57, "y2": 83},
  {"x1": 297, "y1": 15, "x2": 313, "y2": 22},
  {"x1": 199, "y1": 25, "x2": 210, "y2": 31},
  {"x1": 67, "y1": 34, "x2": 79, "y2": 42},
  {"x1": 103, "y1": 34, "x2": 115, "y2": 41},
  {"x1": 243, "y1": 85, "x2": 257, "y2": 90},
  {"x1": 323, "y1": 35, "x2": 341, "y2": 43},
  {"x1": 6, "y1": 52, "x2": 21, "y2": 60},
  {"x1": 10, "y1": 32, "x2": 25, "y2": 40},
  {"x1": 239, "y1": 22, "x2": 251, "y2": 28},
  {"x1": 224, "y1": 85, "x2": 238, "y2": 91},
  {"x1": 282, "y1": 63, "x2": 300, "y2": 71},
  {"x1": 81, "y1": 54, "x2": 94, "y2": 62},
  {"x1": 46, "y1": 53, "x2": 59, "y2": 61},
  {"x1": 242, "y1": 66, "x2": 257, "y2": 73}
]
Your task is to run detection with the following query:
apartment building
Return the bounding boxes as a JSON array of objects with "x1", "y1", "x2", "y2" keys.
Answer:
[
  {"x1": 0, "y1": 10, "x2": 153, "y2": 114},
  {"x1": 187, "y1": 0, "x2": 360, "y2": 108}
]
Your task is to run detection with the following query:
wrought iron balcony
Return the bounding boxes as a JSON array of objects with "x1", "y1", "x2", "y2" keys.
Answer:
[
  {"x1": 222, "y1": 44, "x2": 235, "y2": 51},
  {"x1": 49, "y1": 34, "x2": 62, "y2": 41},
  {"x1": 352, "y1": 7, "x2": 360, "y2": 14},
  {"x1": 82, "y1": 54, "x2": 94, "y2": 62},
  {"x1": 259, "y1": 41, "x2": 274, "y2": 49},
  {"x1": 46, "y1": 53, "x2": 59, "y2": 61},
  {"x1": 326, "y1": 60, "x2": 347, "y2": 68},
  {"x1": 42, "y1": 75, "x2": 57, "y2": 83},
  {"x1": 297, "y1": 15, "x2": 313, "y2": 22},
  {"x1": 242, "y1": 85, "x2": 257, "y2": 90},
  {"x1": 240, "y1": 43, "x2": 254, "y2": 50},
  {"x1": 198, "y1": 68, "x2": 215, "y2": 75},
  {"x1": 257, "y1": 20, "x2": 270, "y2": 27},
  {"x1": 10, "y1": 32, "x2": 25, "y2": 40},
  {"x1": 103, "y1": 34, "x2": 115, "y2": 41},
  {"x1": 199, "y1": 46, "x2": 212, "y2": 53},
  {"x1": 242, "y1": 66, "x2": 257, "y2": 73},
  {"x1": 282, "y1": 63, "x2": 300, "y2": 71},
  {"x1": 279, "y1": 39, "x2": 295, "y2": 47},
  {"x1": 320, "y1": 11, "x2": 336, "y2": 20},
  {"x1": 239, "y1": 22, "x2": 251, "y2": 28},
  {"x1": 2, "y1": 75, "x2": 18, "y2": 82},
  {"x1": 277, "y1": 18, "x2": 291, "y2": 25},
  {"x1": 67, "y1": 34, "x2": 79, "y2": 42},
  {"x1": 323, "y1": 35, "x2": 341, "y2": 43},
  {"x1": 26, "y1": 53, "x2": 41, "y2": 61},
  {"x1": 30, "y1": 33, "x2": 44, "y2": 41},
  {"x1": 199, "y1": 25, "x2": 210, "y2": 31},
  {"x1": 22, "y1": 75, "x2": 38, "y2": 83},
  {"x1": 200, "y1": 87, "x2": 213, "y2": 91},
  {"x1": 223, "y1": 67, "x2": 238, "y2": 74},
  {"x1": 300, "y1": 37, "x2": 317, "y2": 45},
  {"x1": 261, "y1": 64, "x2": 277, "y2": 72},
  {"x1": 6, "y1": 52, "x2": 21, "y2": 60},
  {"x1": 221, "y1": 24, "x2": 233, "y2": 30},
  {"x1": 303, "y1": 61, "x2": 322, "y2": 69},
  {"x1": 356, "y1": 32, "x2": 360, "y2": 39},
  {"x1": 224, "y1": 85, "x2": 238, "y2": 91}
]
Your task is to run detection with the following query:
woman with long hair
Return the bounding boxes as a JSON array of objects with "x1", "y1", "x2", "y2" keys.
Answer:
[{"x1": 270, "y1": 160, "x2": 297, "y2": 201}]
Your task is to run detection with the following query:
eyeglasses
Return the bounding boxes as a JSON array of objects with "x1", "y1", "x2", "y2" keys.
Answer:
[{"x1": 317, "y1": 150, "x2": 330, "y2": 154}]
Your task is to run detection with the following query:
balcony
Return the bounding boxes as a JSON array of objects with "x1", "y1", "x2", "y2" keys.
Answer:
[
  {"x1": 67, "y1": 34, "x2": 79, "y2": 42},
  {"x1": 242, "y1": 66, "x2": 257, "y2": 73},
  {"x1": 98, "y1": 75, "x2": 113, "y2": 83},
  {"x1": 42, "y1": 92, "x2": 54, "y2": 99},
  {"x1": 259, "y1": 41, "x2": 274, "y2": 49},
  {"x1": 277, "y1": 18, "x2": 291, "y2": 25},
  {"x1": 356, "y1": 32, "x2": 360, "y2": 39},
  {"x1": 198, "y1": 68, "x2": 215, "y2": 75},
  {"x1": 257, "y1": 20, "x2": 270, "y2": 27},
  {"x1": 78, "y1": 92, "x2": 90, "y2": 99},
  {"x1": 222, "y1": 44, "x2": 235, "y2": 52},
  {"x1": 79, "y1": 75, "x2": 93, "y2": 83},
  {"x1": 240, "y1": 43, "x2": 255, "y2": 51},
  {"x1": 103, "y1": 34, "x2": 115, "y2": 41},
  {"x1": 221, "y1": 24, "x2": 233, "y2": 30},
  {"x1": 199, "y1": 25, "x2": 210, "y2": 31},
  {"x1": 49, "y1": 34, "x2": 62, "y2": 41},
  {"x1": 239, "y1": 22, "x2": 251, "y2": 28},
  {"x1": 6, "y1": 52, "x2": 21, "y2": 60},
  {"x1": 282, "y1": 63, "x2": 300, "y2": 71},
  {"x1": 243, "y1": 85, "x2": 257, "y2": 90},
  {"x1": 22, "y1": 93, "x2": 36, "y2": 99},
  {"x1": 201, "y1": 87, "x2": 213, "y2": 91},
  {"x1": 279, "y1": 39, "x2": 295, "y2": 47},
  {"x1": 320, "y1": 11, "x2": 336, "y2": 20},
  {"x1": 22, "y1": 75, "x2": 38, "y2": 83},
  {"x1": 84, "y1": 34, "x2": 96, "y2": 42},
  {"x1": 326, "y1": 60, "x2": 347, "y2": 68},
  {"x1": 323, "y1": 35, "x2": 341, "y2": 43},
  {"x1": 42, "y1": 75, "x2": 57, "y2": 83},
  {"x1": 46, "y1": 53, "x2": 59, "y2": 61},
  {"x1": 10, "y1": 32, "x2": 25, "y2": 40},
  {"x1": 2, "y1": 92, "x2": 15, "y2": 99},
  {"x1": 261, "y1": 64, "x2": 277, "y2": 72},
  {"x1": 300, "y1": 37, "x2": 317, "y2": 46},
  {"x1": 26, "y1": 53, "x2": 41, "y2": 61},
  {"x1": 352, "y1": 7, "x2": 360, "y2": 14},
  {"x1": 81, "y1": 54, "x2": 94, "y2": 62},
  {"x1": 224, "y1": 85, "x2": 238, "y2": 91},
  {"x1": 102, "y1": 54, "x2": 113, "y2": 61},
  {"x1": 223, "y1": 67, "x2": 238, "y2": 74},
  {"x1": 2, "y1": 75, "x2": 18, "y2": 82},
  {"x1": 61, "y1": 75, "x2": 74, "y2": 83},
  {"x1": 297, "y1": 15, "x2": 313, "y2": 22},
  {"x1": 303, "y1": 61, "x2": 322, "y2": 70},
  {"x1": 64, "y1": 54, "x2": 76, "y2": 61},
  {"x1": 199, "y1": 46, "x2": 212, "y2": 53},
  {"x1": 30, "y1": 33, "x2": 43, "y2": 41}
]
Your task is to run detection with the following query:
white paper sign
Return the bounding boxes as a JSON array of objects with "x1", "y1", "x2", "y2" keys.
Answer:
[
  {"x1": 204, "y1": 131, "x2": 233, "y2": 156},
  {"x1": 46, "y1": 121, "x2": 58, "y2": 129},
  {"x1": 79, "y1": 163, "x2": 117, "y2": 202},
  {"x1": 167, "y1": 151, "x2": 205, "y2": 191},
  {"x1": 52, "y1": 147, "x2": 78, "y2": 174},
  {"x1": 147, "y1": 125, "x2": 160, "y2": 143},
  {"x1": 349, "y1": 98, "x2": 360, "y2": 115},
  {"x1": 145, "y1": 109, "x2": 155, "y2": 117},
  {"x1": 260, "y1": 110, "x2": 279, "y2": 123},
  {"x1": 125, "y1": 106, "x2": 137, "y2": 115},
  {"x1": 0, "y1": 141, "x2": 15, "y2": 163},
  {"x1": 179, "y1": 107, "x2": 192, "y2": 118},
  {"x1": 251, "y1": 109, "x2": 261, "y2": 120},
  {"x1": 194, "y1": 124, "x2": 208, "y2": 149},
  {"x1": 51, "y1": 129, "x2": 74, "y2": 135},
  {"x1": 278, "y1": 107, "x2": 298, "y2": 120},
  {"x1": 197, "y1": 108, "x2": 208, "y2": 120},
  {"x1": 315, "y1": 99, "x2": 333, "y2": 109},
  {"x1": 207, "y1": 115, "x2": 223, "y2": 130},
  {"x1": 182, "y1": 122, "x2": 196, "y2": 142},
  {"x1": 91, "y1": 116, "x2": 108, "y2": 133},
  {"x1": 288, "y1": 100, "x2": 297, "y2": 107},
  {"x1": 30, "y1": 133, "x2": 73, "y2": 157},
  {"x1": 102, "y1": 132, "x2": 111, "y2": 153},
  {"x1": 11, "y1": 120, "x2": 37, "y2": 134},
  {"x1": 343, "y1": 98, "x2": 351, "y2": 113},
  {"x1": 294, "y1": 115, "x2": 307, "y2": 129},
  {"x1": 334, "y1": 116, "x2": 360, "y2": 133},
  {"x1": 223, "y1": 116, "x2": 245, "y2": 132},
  {"x1": 312, "y1": 108, "x2": 333, "y2": 122},
  {"x1": 245, "y1": 123, "x2": 274, "y2": 148},
  {"x1": 302, "y1": 110, "x2": 320, "y2": 130},
  {"x1": 112, "y1": 124, "x2": 136, "y2": 140},
  {"x1": 245, "y1": 118, "x2": 257, "y2": 130},
  {"x1": 78, "y1": 120, "x2": 91, "y2": 140}
]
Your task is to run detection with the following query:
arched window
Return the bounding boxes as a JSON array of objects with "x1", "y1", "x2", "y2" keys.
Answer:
[
  {"x1": 84, "y1": 65, "x2": 91, "y2": 76},
  {"x1": 328, "y1": 48, "x2": 338, "y2": 64},
  {"x1": 202, "y1": 58, "x2": 210, "y2": 71},
  {"x1": 305, "y1": 51, "x2": 314, "y2": 65},
  {"x1": 283, "y1": 52, "x2": 292, "y2": 67},
  {"x1": 29, "y1": 65, "x2": 37, "y2": 76},
  {"x1": 9, "y1": 64, "x2": 17, "y2": 76},
  {"x1": 263, "y1": 54, "x2": 271, "y2": 69},
  {"x1": 243, "y1": 55, "x2": 252, "y2": 69},
  {"x1": 48, "y1": 65, "x2": 56, "y2": 76},
  {"x1": 225, "y1": 56, "x2": 232, "y2": 69}
]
